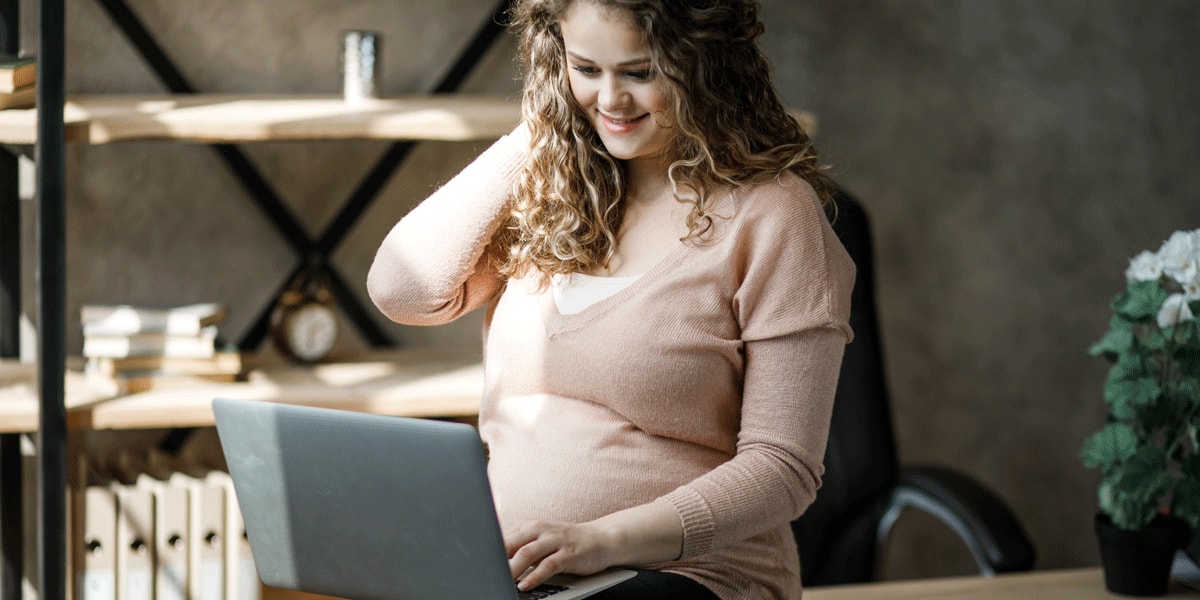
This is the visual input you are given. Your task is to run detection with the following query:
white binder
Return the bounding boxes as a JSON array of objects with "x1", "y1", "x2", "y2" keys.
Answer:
[{"x1": 114, "y1": 481, "x2": 155, "y2": 600}]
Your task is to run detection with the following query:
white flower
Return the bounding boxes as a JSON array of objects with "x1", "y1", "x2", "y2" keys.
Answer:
[
  {"x1": 1187, "y1": 279, "x2": 1200, "y2": 301},
  {"x1": 1157, "y1": 293, "x2": 1195, "y2": 329},
  {"x1": 1158, "y1": 229, "x2": 1200, "y2": 288},
  {"x1": 1126, "y1": 250, "x2": 1163, "y2": 283}
]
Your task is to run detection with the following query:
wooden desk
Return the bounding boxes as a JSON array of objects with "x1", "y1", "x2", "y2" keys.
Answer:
[
  {"x1": 242, "y1": 567, "x2": 1200, "y2": 600},
  {"x1": 0, "y1": 348, "x2": 485, "y2": 433},
  {"x1": 807, "y1": 568, "x2": 1199, "y2": 599}
]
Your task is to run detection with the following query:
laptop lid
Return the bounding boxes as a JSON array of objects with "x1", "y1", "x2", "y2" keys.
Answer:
[{"x1": 212, "y1": 398, "x2": 634, "y2": 600}]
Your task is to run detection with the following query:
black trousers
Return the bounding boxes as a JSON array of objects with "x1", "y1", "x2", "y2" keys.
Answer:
[{"x1": 589, "y1": 569, "x2": 720, "y2": 600}]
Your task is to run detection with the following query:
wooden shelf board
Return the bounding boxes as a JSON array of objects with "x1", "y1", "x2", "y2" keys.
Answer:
[
  {"x1": 0, "y1": 94, "x2": 523, "y2": 144},
  {"x1": 0, "y1": 349, "x2": 484, "y2": 433},
  {"x1": 0, "y1": 93, "x2": 817, "y2": 144}
]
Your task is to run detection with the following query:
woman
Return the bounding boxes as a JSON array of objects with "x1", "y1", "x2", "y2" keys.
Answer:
[{"x1": 367, "y1": 0, "x2": 854, "y2": 598}]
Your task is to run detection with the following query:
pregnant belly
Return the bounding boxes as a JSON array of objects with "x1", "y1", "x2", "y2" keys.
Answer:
[{"x1": 480, "y1": 395, "x2": 728, "y2": 531}]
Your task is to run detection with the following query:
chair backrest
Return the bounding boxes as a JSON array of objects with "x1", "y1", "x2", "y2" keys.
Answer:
[{"x1": 792, "y1": 190, "x2": 900, "y2": 586}]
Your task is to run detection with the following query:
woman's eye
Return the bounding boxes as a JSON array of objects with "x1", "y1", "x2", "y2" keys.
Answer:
[
  {"x1": 572, "y1": 65, "x2": 600, "y2": 76},
  {"x1": 626, "y1": 70, "x2": 653, "y2": 81}
]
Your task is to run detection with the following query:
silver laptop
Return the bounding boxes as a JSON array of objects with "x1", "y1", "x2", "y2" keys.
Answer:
[{"x1": 212, "y1": 398, "x2": 636, "y2": 599}]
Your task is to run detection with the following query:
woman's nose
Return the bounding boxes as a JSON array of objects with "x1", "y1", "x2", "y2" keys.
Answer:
[{"x1": 597, "y1": 76, "x2": 630, "y2": 112}]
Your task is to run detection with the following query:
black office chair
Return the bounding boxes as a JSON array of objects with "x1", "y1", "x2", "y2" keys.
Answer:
[{"x1": 791, "y1": 191, "x2": 1037, "y2": 586}]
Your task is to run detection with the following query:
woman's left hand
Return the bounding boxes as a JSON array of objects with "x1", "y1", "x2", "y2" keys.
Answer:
[{"x1": 506, "y1": 520, "x2": 618, "y2": 591}]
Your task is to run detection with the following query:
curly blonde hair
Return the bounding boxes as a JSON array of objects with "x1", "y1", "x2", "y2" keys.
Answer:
[{"x1": 501, "y1": 0, "x2": 837, "y2": 283}]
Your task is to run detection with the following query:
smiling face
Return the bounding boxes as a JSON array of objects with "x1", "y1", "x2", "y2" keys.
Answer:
[{"x1": 559, "y1": 1, "x2": 674, "y2": 168}]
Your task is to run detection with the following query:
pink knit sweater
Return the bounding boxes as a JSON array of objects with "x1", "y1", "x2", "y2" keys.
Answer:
[{"x1": 368, "y1": 127, "x2": 854, "y2": 600}]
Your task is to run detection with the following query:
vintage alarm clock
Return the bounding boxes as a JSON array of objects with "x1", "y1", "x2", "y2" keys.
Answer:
[{"x1": 270, "y1": 268, "x2": 340, "y2": 363}]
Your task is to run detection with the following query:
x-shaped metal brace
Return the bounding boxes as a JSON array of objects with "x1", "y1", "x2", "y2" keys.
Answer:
[{"x1": 93, "y1": 0, "x2": 515, "y2": 350}]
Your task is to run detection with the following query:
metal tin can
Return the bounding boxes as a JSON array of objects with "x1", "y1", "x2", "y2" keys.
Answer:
[{"x1": 341, "y1": 30, "x2": 381, "y2": 103}]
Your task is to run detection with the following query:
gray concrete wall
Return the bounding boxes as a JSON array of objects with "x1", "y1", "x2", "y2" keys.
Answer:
[
  {"x1": 13, "y1": 0, "x2": 1200, "y2": 582},
  {"x1": 755, "y1": 1, "x2": 1200, "y2": 578}
]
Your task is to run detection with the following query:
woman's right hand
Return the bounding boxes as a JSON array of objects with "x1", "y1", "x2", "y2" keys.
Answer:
[{"x1": 506, "y1": 519, "x2": 617, "y2": 591}]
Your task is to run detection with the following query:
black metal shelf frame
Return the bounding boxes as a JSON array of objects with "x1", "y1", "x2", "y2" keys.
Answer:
[
  {"x1": 0, "y1": 1, "x2": 513, "y2": 597},
  {"x1": 95, "y1": 0, "x2": 514, "y2": 350},
  {"x1": 0, "y1": 0, "x2": 26, "y2": 594}
]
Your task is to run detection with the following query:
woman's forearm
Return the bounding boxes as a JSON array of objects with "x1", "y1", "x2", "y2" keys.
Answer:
[
  {"x1": 367, "y1": 124, "x2": 528, "y2": 324},
  {"x1": 590, "y1": 498, "x2": 684, "y2": 566}
]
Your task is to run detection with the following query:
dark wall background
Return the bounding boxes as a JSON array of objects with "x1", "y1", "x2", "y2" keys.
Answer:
[
  {"x1": 755, "y1": 1, "x2": 1200, "y2": 577},
  {"x1": 12, "y1": 0, "x2": 1200, "y2": 582}
]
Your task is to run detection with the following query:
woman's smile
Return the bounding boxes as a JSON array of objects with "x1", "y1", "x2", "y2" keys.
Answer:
[{"x1": 599, "y1": 112, "x2": 650, "y2": 134}]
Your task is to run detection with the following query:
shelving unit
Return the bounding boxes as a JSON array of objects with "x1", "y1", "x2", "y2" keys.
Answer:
[{"x1": 0, "y1": 1, "x2": 516, "y2": 598}]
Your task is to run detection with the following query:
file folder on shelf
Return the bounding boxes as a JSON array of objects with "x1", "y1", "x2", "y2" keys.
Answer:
[
  {"x1": 70, "y1": 449, "x2": 263, "y2": 599},
  {"x1": 206, "y1": 470, "x2": 259, "y2": 600},
  {"x1": 195, "y1": 473, "x2": 227, "y2": 599},
  {"x1": 154, "y1": 476, "x2": 190, "y2": 600},
  {"x1": 114, "y1": 482, "x2": 155, "y2": 600},
  {"x1": 73, "y1": 481, "x2": 117, "y2": 600}
]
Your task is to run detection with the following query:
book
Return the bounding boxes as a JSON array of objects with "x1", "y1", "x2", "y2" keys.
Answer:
[
  {"x1": 111, "y1": 371, "x2": 242, "y2": 394},
  {"x1": 0, "y1": 84, "x2": 34, "y2": 110},
  {"x1": 83, "y1": 368, "x2": 241, "y2": 396},
  {"x1": 82, "y1": 327, "x2": 219, "y2": 359},
  {"x1": 0, "y1": 56, "x2": 35, "y2": 93},
  {"x1": 81, "y1": 302, "x2": 227, "y2": 337},
  {"x1": 84, "y1": 351, "x2": 243, "y2": 378}
]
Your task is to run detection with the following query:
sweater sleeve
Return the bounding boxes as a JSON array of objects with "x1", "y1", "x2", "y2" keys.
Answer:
[
  {"x1": 367, "y1": 124, "x2": 528, "y2": 326},
  {"x1": 657, "y1": 178, "x2": 855, "y2": 558},
  {"x1": 658, "y1": 328, "x2": 846, "y2": 558}
]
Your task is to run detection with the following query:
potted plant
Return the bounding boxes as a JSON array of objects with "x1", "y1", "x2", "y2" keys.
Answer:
[{"x1": 1081, "y1": 228, "x2": 1200, "y2": 596}]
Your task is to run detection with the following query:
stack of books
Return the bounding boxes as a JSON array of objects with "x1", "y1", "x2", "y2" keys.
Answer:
[
  {"x1": 81, "y1": 303, "x2": 243, "y2": 394},
  {"x1": 0, "y1": 55, "x2": 35, "y2": 110}
]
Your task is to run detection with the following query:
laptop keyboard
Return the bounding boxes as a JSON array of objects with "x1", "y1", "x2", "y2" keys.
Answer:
[{"x1": 516, "y1": 582, "x2": 571, "y2": 599}]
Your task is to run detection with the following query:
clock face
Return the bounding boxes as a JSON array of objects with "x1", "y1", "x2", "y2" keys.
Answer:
[{"x1": 284, "y1": 303, "x2": 339, "y2": 362}]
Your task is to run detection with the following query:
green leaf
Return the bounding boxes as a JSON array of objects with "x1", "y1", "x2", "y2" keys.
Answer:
[
  {"x1": 1104, "y1": 376, "x2": 1161, "y2": 417},
  {"x1": 1181, "y1": 454, "x2": 1200, "y2": 480},
  {"x1": 1090, "y1": 328, "x2": 1134, "y2": 359},
  {"x1": 1111, "y1": 350, "x2": 1156, "y2": 380},
  {"x1": 1081, "y1": 423, "x2": 1139, "y2": 472},
  {"x1": 1174, "y1": 477, "x2": 1200, "y2": 530},
  {"x1": 1103, "y1": 350, "x2": 1162, "y2": 418},
  {"x1": 1177, "y1": 377, "x2": 1200, "y2": 402},
  {"x1": 1104, "y1": 393, "x2": 1135, "y2": 421},
  {"x1": 1100, "y1": 478, "x2": 1160, "y2": 530},
  {"x1": 1115, "y1": 446, "x2": 1170, "y2": 496},
  {"x1": 1101, "y1": 446, "x2": 1173, "y2": 529},
  {"x1": 1177, "y1": 348, "x2": 1200, "y2": 379},
  {"x1": 1145, "y1": 328, "x2": 1168, "y2": 353},
  {"x1": 1145, "y1": 398, "x2": 1182, "y2": 435},
  {"x1": 1110, "y1": 313, "x2": 1136, "y2": 331},
  {"x1": 1112, "y1": 280, "x2": 1169, "y2": 321},
  {"x1": 1179, "y1": 319, "x2": 1200, "y2": 344}
]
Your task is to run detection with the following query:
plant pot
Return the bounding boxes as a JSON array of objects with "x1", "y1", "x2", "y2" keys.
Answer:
[{"x1": 1095, "y1": 513, "x2": 1187, "y2": 596}]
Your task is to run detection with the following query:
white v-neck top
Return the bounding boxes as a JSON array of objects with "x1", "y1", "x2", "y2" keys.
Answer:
[{"x1": 552, "y1": 273, "x2": 643, "y2": 315}]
